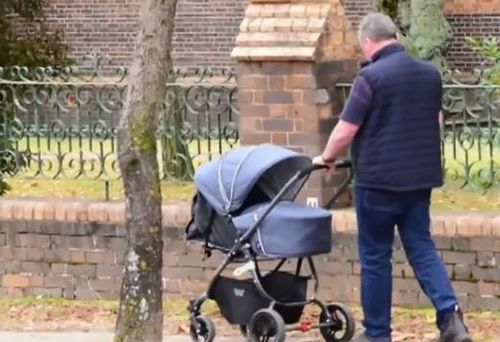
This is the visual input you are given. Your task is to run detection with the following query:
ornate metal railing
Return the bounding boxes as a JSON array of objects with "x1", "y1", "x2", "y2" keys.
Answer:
[
  {"x1": 0, "y1": 61, "x2": 239, "y2": 199},
  {"x1": 337, "y1": 69, "x2": 500, "y2": 190},
  {"x1": 1, "y1": 59, "x2": 498, "y2": 199},
  {"x1": 162, "y1": 68, "x2": 239, "y2": 181}
]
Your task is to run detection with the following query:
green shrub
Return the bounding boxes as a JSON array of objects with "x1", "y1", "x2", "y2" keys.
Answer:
[{"x1": 465, "y1": 37, "x2": 500, "y2": 85}]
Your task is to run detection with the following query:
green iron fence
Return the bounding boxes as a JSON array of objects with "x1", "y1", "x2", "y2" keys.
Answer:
[
  {"x1": 0, "y1": 62, "x2": 498, "y2": 200},
  {"x1": 0, "y1": 63, "x2": 239, "y2": 199},
  {"x1": 337, "y1": 69, "x2": 500, "y2": 190}
]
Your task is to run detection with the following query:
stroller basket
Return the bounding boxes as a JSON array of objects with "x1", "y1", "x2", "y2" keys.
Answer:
[{"x1": 210, "y1": 271, "x2": 308, "y2": 325}]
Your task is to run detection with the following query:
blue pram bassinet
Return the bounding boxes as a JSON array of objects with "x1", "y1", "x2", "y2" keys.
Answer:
[
  {"x1": 186, "y1": 144, "x2": 356, "y2": 342},
  {"x1": 186, "y1": 144, "x2": 332, "y2": 258}
]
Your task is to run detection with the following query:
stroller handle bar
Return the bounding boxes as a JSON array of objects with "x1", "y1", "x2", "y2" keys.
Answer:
[
  {"x1": 334, "y1": 159, "x2": 353, "y2": 169},
  {"x1": 297, "y1": 159, "x2": 352, "y2": 179}
]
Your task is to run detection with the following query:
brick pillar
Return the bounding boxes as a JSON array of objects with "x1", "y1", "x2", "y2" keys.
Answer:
[{"x1": 231, "y1": 0, "x2": 363, "y2": 206}]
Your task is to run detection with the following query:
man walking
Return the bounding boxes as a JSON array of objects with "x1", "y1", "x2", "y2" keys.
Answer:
[{"x1": 313, "y1": 13, "x2": 472, "y2": 342}]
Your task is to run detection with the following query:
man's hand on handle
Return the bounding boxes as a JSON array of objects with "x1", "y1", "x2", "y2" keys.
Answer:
[{"x1": 312, "y1": 155, "x2": 332, "y2": 165}]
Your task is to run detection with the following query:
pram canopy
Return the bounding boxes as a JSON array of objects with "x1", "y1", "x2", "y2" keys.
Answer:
[
  {"x1": 195, "y1": 144, "x2": 311, "y2": 215},
  {"x1": 186, "y1": 144, "x2": 333, "y2": 257}
]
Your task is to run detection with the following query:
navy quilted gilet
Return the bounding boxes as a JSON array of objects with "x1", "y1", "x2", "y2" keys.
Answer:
[{"x1": 352, "y1": 44, "x2": 444, "y2": 191}]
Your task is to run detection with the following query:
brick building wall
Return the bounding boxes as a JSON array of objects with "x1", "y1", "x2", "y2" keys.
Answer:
[
  {"x1": 39, "y1": 0, "x2": 499, "y2": 70},
  {"x1": 43, "y1": 0, "x2": 139, "y2": 67},
  {"x1": 173, "y1": 0, "x2": 248, "y2": 68},
  {"x1": 42, "y1": 0, "x2": 247, "y2": 68},
  {"x1": 0, "y1": 199, "x2": 499, "y2": 310},
  {"x1": 445, "y1": 0, "x2": 500, "y2": 69}
]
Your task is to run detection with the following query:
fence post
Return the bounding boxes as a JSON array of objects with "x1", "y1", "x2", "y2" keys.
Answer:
[{"x1": 231, "y1": 0, "x2": 364, "y2": 207}]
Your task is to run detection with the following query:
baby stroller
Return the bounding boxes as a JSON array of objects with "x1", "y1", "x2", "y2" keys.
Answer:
[{"x1": 185, "y1": 144, "x2": 355, "y2": 341}]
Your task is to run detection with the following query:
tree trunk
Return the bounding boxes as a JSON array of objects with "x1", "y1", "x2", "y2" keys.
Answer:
[{"x1": 114, "y1": 1, "x2": 177, "y2": 342}]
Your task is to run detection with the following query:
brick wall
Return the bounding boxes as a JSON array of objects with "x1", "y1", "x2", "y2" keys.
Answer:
[
  {"x1": 342, "y1": 0, "x2": 373, "y2": 23},
  {"x1": 236, "y1": 59, "x2": 358, "y2": 206},
  {"x1": 446, "y1": 14, "x2": 500, "y2": 69},
  {"x1": 35, "y1": 0, "x2": 498, "y2": 70},
  {"x1": 173, "y1": 0, "x2": 248, "y2": 68},
  {"x1": 0, "y1": 199, "x2": 499, "y2": 310},
  {"x1": 444, "y1": 0, "x2": 500, "y2": 14},
  {"x1": 443, "y1": 0, "x2": 500, "y2": 69},
  {"x1": 41, "y1": 0, "x2": 247, "y2": 68},
  {"x1": 43, "y1": 0, "x2": 140, "y2": 67}
]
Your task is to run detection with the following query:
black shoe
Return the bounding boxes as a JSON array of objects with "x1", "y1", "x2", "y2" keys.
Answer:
[{"x1": 438, "y1": 309, "x2": 472, "y2": 342}]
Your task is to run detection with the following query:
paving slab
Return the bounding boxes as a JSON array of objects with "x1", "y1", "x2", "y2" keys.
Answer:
[{"x1": 0, "y1": 332, "x2": 316, "y2": 341}]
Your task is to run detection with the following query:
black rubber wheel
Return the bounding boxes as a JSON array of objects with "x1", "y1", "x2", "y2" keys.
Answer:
[
  {"x1": 247, "y1": 309, "x2": 286, "y2": 342},
  {"x1": 319, "y1": 303, "x2": 356, "y2": 341},
  {"x1": 239, "y1": 324, "x2": 247, "y2": 336},
  {"x1": 189, "y1": 316, "x2": 216, "y2": 342}
]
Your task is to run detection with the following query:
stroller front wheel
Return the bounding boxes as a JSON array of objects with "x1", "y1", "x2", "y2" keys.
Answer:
[
  {"x1": 247, "y1": 309, "x2": 286, "y2": 342},
  {"x1": 189, "y1": 315, "x2": 216, "y2": 342},
  {"x1": 319, "y1": 302, "x2": 356, "y2": 341}
]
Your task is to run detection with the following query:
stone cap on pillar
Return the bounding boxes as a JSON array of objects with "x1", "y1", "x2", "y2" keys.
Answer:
[{"x1": 230, "y1": 0, "x2": 332, "y2": 62}]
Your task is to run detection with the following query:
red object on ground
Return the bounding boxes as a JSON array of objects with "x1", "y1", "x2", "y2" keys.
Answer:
[{"x1": 298, "y1": 321, "x2": 312, "y2": 332}]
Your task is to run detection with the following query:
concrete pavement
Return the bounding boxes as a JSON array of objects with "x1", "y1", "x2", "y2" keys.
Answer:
[
  {"x1": 0, "y1": 332, "x2": 213, "y2": 342},
  {"x1": 0, "y1": 332, "x2": 317, "y2": 341}
]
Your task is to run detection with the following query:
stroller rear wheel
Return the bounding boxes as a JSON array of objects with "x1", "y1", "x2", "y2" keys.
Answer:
[
  {"x1": 189, "y1": 315, "x2": 216, "y2": 342},
  {"x1": 247, "y1": 309, "x2": 286, "y2": 342},
  {"x1": 319, "y1": 303, "x2": 355, "y2": 341}
]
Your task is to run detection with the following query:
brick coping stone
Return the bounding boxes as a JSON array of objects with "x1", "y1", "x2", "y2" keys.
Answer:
[{"x1": 0, "y1": 198, "x2": 498, "y2": 237}]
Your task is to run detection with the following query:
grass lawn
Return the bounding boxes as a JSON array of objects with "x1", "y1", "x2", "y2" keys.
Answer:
[
  {"x1": 431, "y1": 184, "x2": 500, "y2": 212},
  {"x1": 4, "y1": 137, "x2": 499, "y2": 211},
  {"x1": 15, "y1": 137, "x2": 499, "y2": 178},
  {"x1": 12, "y1": 137, "x2": 236, "y2": 179},
  {"x1": 4, "y1": 178, "x2": 196, "y2": 202},
  {"x1": 4, "y1": 178, "x2": 499, "y2": 212}
]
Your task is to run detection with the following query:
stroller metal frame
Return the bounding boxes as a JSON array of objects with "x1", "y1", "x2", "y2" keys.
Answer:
[{"x1": 189, "y1": 161, "x2": 354, "y2": 341}]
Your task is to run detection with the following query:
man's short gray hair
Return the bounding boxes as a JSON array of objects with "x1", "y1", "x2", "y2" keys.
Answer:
[{"x1": 358, "y1": 13, "x2": 398, "y2": 44}]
